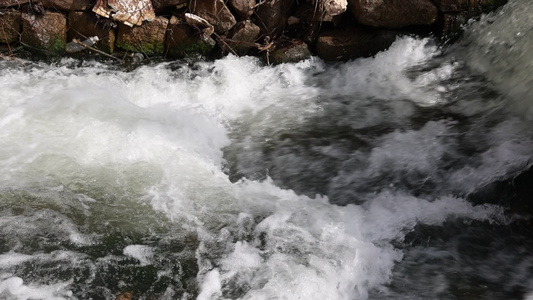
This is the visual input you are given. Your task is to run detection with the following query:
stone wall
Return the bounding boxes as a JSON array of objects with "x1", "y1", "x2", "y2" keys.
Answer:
[{"x1": 0, "y1": 0, "x2": 507, "y2": 62}]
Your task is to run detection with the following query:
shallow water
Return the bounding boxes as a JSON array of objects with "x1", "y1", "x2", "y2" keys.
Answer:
[{"x1": 0, "y1": 0, "x2": 532, "y2": 299}]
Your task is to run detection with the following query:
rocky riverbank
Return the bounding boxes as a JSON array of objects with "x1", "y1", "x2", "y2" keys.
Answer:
[{"x1": 0, "y1": 0, "x2": 507, "y2": 63}]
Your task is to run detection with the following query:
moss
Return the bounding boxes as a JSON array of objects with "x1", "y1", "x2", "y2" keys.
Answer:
[{"x1": 116, "y1": 40, "x2": 165, "y2": 56}]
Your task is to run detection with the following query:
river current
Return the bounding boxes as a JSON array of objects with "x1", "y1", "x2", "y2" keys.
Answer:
[{"x1": 0, "y1": 0, "x2": 532, "y2": 299}]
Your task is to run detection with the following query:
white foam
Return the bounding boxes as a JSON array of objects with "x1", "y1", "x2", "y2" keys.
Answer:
[
  {"x1": 123, "y1": 245, "x2": 154, "y2": 266},
  {"x1": 0, "y1": 276, "x2": 74, "y2": 300}
]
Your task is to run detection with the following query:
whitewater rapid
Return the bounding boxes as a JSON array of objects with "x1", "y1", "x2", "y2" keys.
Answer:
[{"x1": 0, "y1": 0, "x2": 532, "y2": 299}]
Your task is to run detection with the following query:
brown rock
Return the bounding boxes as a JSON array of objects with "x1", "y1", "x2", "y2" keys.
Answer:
[
  {"x1": 0, "y1": 9, "x2": 21, "y2": 43},
  {"x1": 0, "y1": 0, "x2": 29, "y2": 8},
  {"x1": 439, "y1": 12, "x2": 469, "y2": 40},
  {"x1": 68, "y1": 11, "x2": 116, "y2": 53},
  {"x1": 116, "y1": 16, "x2": 168, "y2": 55},
  {"x1": 349, "y1": 0, "x2": 438, "y2": 28},
  {"x1": 21, "y1": 11, "x2": 66, "y2": 55},
  {"x1": 40, "y1": 0, "x2": 91, "y2": 11},
  {"x1": 189, "y1": 0, "x2": 236, "y2": 33},
  {"x1": 255, "y1": 0, "x2": 293, "y2": 37},
  {"x1": 226, "y1": 20, "x2": 260, "y2": 56},
  {"x1": 165, "y1": 15, "x2": 216, "y2": 58},
  {"x1": 93, "y1": 0, "x2": 156, "y2": 27},
  {"x1": 316, "y1": 26, "x2": 397, "y2": 61},
  {"x1": 228, "y1": 0, "x2": 255, "y2": 19},
  {"x1": 268, "y1": 39, "x2": 310, "y2": 64}
]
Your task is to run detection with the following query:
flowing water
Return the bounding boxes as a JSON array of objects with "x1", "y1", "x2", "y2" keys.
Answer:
[{"x1": 0, "y1": 0, "x2": 532, "y2": 299}]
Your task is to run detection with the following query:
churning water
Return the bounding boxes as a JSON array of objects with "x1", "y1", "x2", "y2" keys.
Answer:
[{"x1": 0, "y1": 0, "x2": 532, "y2": 299}]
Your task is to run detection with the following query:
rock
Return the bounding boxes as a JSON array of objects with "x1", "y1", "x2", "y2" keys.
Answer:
[
  {"x1": 21, "y1": 11, "x2": 66, "y2": 55},
  {"x1": 184, "y1": 12, "x2": 214, "y2": 36},
  {"x1": 68, "y1": 11, "x2": 116, "y2": 53},
  {"x1": 433, "y1": 0, "x2": 468, "y2": 12},
  {"x1": 116, "y1": 16, "x2": 168, "y2": 55},
  {"x1": 228, "y1": 0, "x2": 255, "y2": 19},
  {"x1": 255, "y1": 0, "x2": 293, "y2": 37},
  {"x1": 165, "y1": 15, "x2": 216, "y2": 58},
  {"x1": 469, "y1": 0, "x2": 507, "y2": 14},
  {"x1": 0, "y1": 0, "x2": 29, "y2": 8},
  {"x1": 316, "y1": 26, "x2": 397, "y2": 61},
  {"x1": 189, "y1": 0, "x2": 236, "y2": 34},
  {"x1": 225, "y1": 20, "x2": 260, "y2": 56},
  {"x1": 349, "y1": 0, "x2": 438, "y2": 28},
  {"x1": 439, "y1": 12, "x2": 469, "y2": 41},
  {"x1": 311, "y1": 0, "x2": 347, "y2": 17},
  {"x1": 293, "y1": 3, "x2": 342, "y2": 22},
  {"x1": 93, "y1": 0, "x2": 156, "y2": 27},
  {"x1": 268, "y1": 39, "x2": 310, "y2": 64},
  {"x1": 40, "y1": 0, "x2": 92, "y2": 11},
  {"x1": 152, "y1": 0, "x2": 187, "y2": 12},
  {"x1": 0, "y1": 9, "x2": 21, "y2": 44}
]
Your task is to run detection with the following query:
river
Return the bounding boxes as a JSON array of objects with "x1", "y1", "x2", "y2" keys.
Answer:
[{"x1": 0, "y1": 0, "x2": 532, "y2": 299}]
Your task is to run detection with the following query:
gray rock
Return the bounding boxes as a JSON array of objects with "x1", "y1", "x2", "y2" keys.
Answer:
[
  {"x1": 21, "y1": 11, "x2": 67, "y2": 56},
  {"x1": 268, "y1": 39, "x2": 310, "y2": 64}
]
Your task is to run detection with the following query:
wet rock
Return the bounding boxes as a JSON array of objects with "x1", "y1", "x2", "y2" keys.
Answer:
[
  {"x1": 315, "y1": 26, "x2": 397, "y2": 61},
  {"x1": 349, "y1": 0, "x2": 438, "y2": 28},
  {"x1": 93, "y1": 0, "x2": 156, "y2": 27},
  {"x1": 311, "y1": 0, "x2": 347, "y2": 17},
  {"x1": 268, "y1": 39, "x2": 310, "y2": 64},
  {"x1": 439, "y1": 11, "x2": 469, "y2": 41},
  {"x1": 255, "y1": 0, "x2": 293, "y2": 37},
  {"x1": 228, "y1": 0, "x2": 255, "y2": 19},
  {"x1": 0, "y1": 9, "x2": 21, "y2": 44},
  {"x1": 21, "y1": 11, "x2": 66, "y2": 55},
  {"x1": 189, "y1": 0, "x2": 236, "y2": 34},
  {"x1": 116, "y1": 16, "x2": 168, "y2": 55},
  {"x1": 225, "y1": 20, "x2": 260, "y2": 56},
  {"x1": 293, "y1": 3, "x2": 340, "y2": 22},
  {"x1": 433, "y1": 0, "x2": 468, "y2": 12},
  {"x1": 68, "y1": 11, "x2": 116, "y2": 53},
  {"x1": 469, "y1": 0, "x2": 507, "y2": 14},
  {"x1": 152, "y1": 0, "x2": 187, "y2": 12},
  {"x1": 165, "y1": 15, "x2": 215, "y2": 58},
  {"x1": 40, "y1": 0, "x2": 92, "y2": 11},
  {"x1": 0, "y1": 0, "x2": 29, "y2": 8}
]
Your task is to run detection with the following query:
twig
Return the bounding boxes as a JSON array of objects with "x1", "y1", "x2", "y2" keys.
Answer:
[
  {"x1": 72, "y1": 39, "x2": 123, "y2": 62},
  {"x1": 1, "y1": 23, "x2": 13, "y2": 56},
  {"x1": 213, "y1": 32, "x2": 238, "y2": 56}
]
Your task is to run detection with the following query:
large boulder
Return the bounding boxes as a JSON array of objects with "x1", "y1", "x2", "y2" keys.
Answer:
[
  {"x1": 349, "y1": 0, "x2": 438, "y2": 28},
  {"x1": 433, "y1": 0, "x2": 468, "y2": 12},
  {"x1": 0, "y1": 9, "x2": 21, "y2": 44},
  {"x1": 0, "y1": 0, "x2": 29, "y2": 8},
  {"x1": 255, "y1": 0, "x2": 293, "y2": 37},
  {"x1": 315, "y1": 26, "x2": 397, "y2": 61},
  {"x1": 228, "y1": 0, "x2": 255, "y2": 19},
  {"x1": 268, "y1": 39, "x2": 310, "y2": 64},
  {"x1": 116, "y1": 16, "x2": 168, "y2": 55},
  {"x1": 165, "y1": 15, "x2": 216, "y2": 58},
  {"x1": 68, "y1": 11, "x2": 116, "y2": 53},
  {"x1": 21, "y1": 11, "x2": 66, "y2": 55},
  {"x1": 225, "y1": 20, "x2": 260, "y2": 56},
  {"x1": 189, "y1": 0, "x2": 236, "y2": 33},
  {"x1": 40, "y1": 0, "x2": 92, "y2": 11}
]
